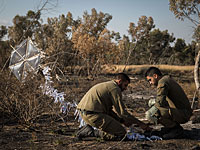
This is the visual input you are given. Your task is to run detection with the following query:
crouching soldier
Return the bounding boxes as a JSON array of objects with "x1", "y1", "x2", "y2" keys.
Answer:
[
  {"x1": 145, "y1": 67, "x2": 193, "y2": 139},
  {"x1": 75, "y1": 73, "x2": 151, "y2": 141}
]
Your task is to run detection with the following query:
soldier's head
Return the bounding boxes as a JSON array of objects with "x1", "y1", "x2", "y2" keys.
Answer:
[
  {"x1": 115, "y1": 73, "x2": 130, "y2": 91},
  {"x1": 145, "y1": 67, "x2": 162, "y2": 86}
]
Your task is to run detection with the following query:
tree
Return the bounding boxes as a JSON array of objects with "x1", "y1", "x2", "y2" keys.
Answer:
[
  {"x1": 193, "y1": 25, "x2": 200, "y2": 42},
  {"x1": 8, "y1": 10, "x2": 41, "y2": 45},
  {"x1": 126, "y1": 16, "x2": 155, "y2": 65},
  {"x1": 169, "y1": 0, "x2": 199, "y2": 25},
  {"x1": 71, "y1": 8, "x2": 119, "y2": 76},
  {"x1": 0, "y1": 26, "x2": 9, "y2": 69},
  {"x1": 169, "y1": 38, "x2": 195, "y2": 65},
  {"x1": 117, "y1": 35, "x2": 131, "y2": 65},
  {"x1": 34, "y1": 12, "x2": 76, "y2": 74},
  {"x1": 128, "y1": 16, "x2": 175, "y2": 65},
  {"x1": 147, "y1": 29, "x2": 175, "y2": 64},
  {"x1": 169, "y1": 0, "x2": 200, "y2": 41},
  {"x1": 128, "y1": 16, "x2": 155, "y2": 42},
  {"x1": 0, "y1": 25, "x2": 7, "y2": 40},
  {"x1": 8, "y1": 0, "x2": 59, "y2": 44},
  {"x1": 169, "y1": 0, "x2": 200, "y2": 94}
]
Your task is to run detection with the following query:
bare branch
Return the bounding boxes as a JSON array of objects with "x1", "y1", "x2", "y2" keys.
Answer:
[
  {"x1": 183, "y1": 10, "x2": 199, "y2": 26},
  {"x1": 36, "y1": 0, "x2": 59, "y2": 16}
]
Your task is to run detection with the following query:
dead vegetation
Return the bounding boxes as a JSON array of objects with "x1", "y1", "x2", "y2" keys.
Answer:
[{"x1": 0, "y1": 65, "x2": 200, "y2": 150}]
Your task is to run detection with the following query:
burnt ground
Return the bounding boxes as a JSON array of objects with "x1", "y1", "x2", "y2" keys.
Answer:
[{"x1": 1, "y1": 74, "x2": 200, "y2": 150}]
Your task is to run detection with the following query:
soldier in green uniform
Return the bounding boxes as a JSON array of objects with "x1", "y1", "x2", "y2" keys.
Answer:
[
  {"x1": 75, "y1": 73, "x2": 151, "y2": 140},
  {"x1": 145, "y1": 67, "x2": 193, "y2": 139}
]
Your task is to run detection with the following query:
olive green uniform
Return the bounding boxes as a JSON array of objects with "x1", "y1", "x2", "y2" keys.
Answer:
[
  {"x1": 77, "y1": 80, "x2": 135, "y2": 140},
  {"x1": 155, "y1": 75, "x2": 192, "y2": 128}
]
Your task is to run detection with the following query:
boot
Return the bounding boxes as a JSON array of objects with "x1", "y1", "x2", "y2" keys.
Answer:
[
  {"x1": 75, "y1": 124, "x2": 94, "y2": 140},
  {"x1": 93, "y1": 129, "x2": 124, "y2": 141},
  {"x1": 93, "y1": 129, "x2": 103, "y2": 138}
]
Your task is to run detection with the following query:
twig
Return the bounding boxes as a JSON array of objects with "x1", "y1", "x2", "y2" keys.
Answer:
[
  {"x1": 48, "y1": 103, "x2": 67, "y2": 125},
  {"x1": 1, "y1": 56, "x2": 10, "y2": 72},
  {"x1": 106, "y1": 133, "x2": 128, "y2": 150},
  {"x1": 52, "y1": 56, "x2": 59, "y2": 72}
]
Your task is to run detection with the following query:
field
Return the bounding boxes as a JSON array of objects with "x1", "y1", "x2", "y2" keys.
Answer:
[{"x1": 0, "y1": 65, "x2": 200, "y2": 150}]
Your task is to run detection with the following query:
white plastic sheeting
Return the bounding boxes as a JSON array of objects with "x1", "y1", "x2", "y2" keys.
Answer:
[{"x1": 9, "y1": 38, "x2": 40, "y2": 81}]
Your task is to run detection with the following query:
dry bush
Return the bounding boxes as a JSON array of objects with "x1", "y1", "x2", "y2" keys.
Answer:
[{"x1": 0, "y1": 70, "x2": 59, "y2": 125}]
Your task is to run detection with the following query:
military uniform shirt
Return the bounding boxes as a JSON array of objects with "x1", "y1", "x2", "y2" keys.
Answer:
[
  {"x1": 155, "y1": 75, "x2": 192, "y2": 113},
  {"x1": 77, "y1": 80, "x2": 134, "y2": 122}
]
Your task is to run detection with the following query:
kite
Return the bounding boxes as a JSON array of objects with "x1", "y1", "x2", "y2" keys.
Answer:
[{"x1": 9, "y1": 38, "x2": 40, "y2": 81}]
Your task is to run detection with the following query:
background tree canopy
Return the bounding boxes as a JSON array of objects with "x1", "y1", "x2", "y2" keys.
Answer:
[{"x1": 0, "y1": 2, "x2": 199, "y2": 76}]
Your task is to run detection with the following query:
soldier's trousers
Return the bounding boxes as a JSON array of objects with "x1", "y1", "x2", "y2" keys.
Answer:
[
  {"x1": 156, "y1": 106, "x2": 192, "y2": 128},
  {"x1": 80, "y1": 112, "x2": 126, "y2": 140}
]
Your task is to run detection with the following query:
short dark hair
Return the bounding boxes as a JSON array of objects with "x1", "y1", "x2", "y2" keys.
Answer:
[
  {"x1": 145, "y1": 67, "x2": 162, "y2": 77},
  {"x1": 116, "y1": 73, "x2": 130, "y2": 83}
]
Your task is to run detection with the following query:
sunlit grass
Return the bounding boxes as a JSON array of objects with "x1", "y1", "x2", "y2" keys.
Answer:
[{"x1": 102, "y1": 64, "x2": 194, "y2": 74}]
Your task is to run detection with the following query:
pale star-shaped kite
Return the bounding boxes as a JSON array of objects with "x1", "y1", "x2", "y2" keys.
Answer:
[{"x1": 9, "y1": 38, "x2": 40, "y2": 81}]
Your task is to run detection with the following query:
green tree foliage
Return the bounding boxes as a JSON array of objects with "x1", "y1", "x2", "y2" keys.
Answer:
[
  {"x1": 126, "y1": 16, "x2": 176, "y2": 65},
  {"x1": 0, "y1": 26, "x2": 10, "y2": 69},
  {"x1": 129, "y1": 29, "x2": 175, "y2": 65},
  {"x1": 147, "y1": 29, "x2": 175, "y2": 64},
  {"x1": 8, "y1": 10, "x2": 41, "y2": 45},
  {"x1": 169, "y1": 0, "x2": 199, "y2": 66},
  {"x1": 123, "y1": 16, "x2": 155, "y2": 65},
  {"x1": 34, "y1": 13, "x2": 75, "y2": 74},
  {"x1": 0, "y1": 26, "x2": 7, "y2": 40},
  {"x1": 170, "y1": 38, "x2": 195, "y2": 65}
]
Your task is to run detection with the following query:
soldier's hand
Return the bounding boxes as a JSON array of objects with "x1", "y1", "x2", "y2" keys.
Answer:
[{"x1": 140, "y1": 123, "x2": 152, "y2": 131}]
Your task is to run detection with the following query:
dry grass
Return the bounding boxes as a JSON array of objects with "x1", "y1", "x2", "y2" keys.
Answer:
[{"x1": 102, "y1": 64, "x2": 194, "y2": 74}]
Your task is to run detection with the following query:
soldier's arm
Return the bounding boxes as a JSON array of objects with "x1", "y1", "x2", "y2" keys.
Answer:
[
  {"x1": 155, "y1": 82, "x2": 169, "y2": 108},
  {"x1": 110, "y1": 89, "x2": 151, "y2": 130},
  {"x1": 108, "y1": 109, "x2": 124, "y2": 123}
]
